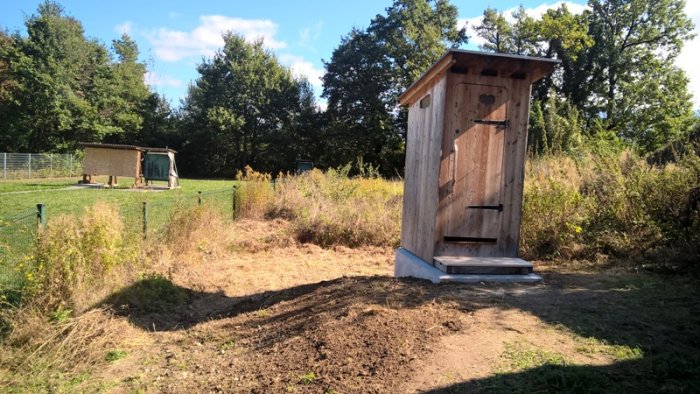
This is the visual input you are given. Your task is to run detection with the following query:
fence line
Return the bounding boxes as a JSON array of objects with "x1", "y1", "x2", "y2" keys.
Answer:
[
  {"x1": 0, "y1": 187, "x2": 238, "y2": 290},
  {"x1": 1, "y1": 152, "x2": 83, "y2": 180}
]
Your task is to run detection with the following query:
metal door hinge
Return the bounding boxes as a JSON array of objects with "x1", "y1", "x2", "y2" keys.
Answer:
[{"x1": 473, "y1": 119, "x2": 509, "y2": 127}]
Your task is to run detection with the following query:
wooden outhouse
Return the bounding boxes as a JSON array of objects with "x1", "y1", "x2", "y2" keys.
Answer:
[{"x1": 396, "y1": 50, "x2": 559, "y2": 279}]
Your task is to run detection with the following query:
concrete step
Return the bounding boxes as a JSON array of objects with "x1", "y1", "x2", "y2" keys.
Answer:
[
  {"x1": 434, "y1": 256, "x2": 533, "y2": 275},
  {"x1": 395, "y1": 248, "x2": 541, "y2": 284}
]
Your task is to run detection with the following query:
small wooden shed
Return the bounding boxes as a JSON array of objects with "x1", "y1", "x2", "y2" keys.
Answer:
[
  {"x1": 81, "y1": 143, "x2": 179, "y2": 189},
  {"x1": 396, "y1": 50, "x2": 559, "y2": 278},
  {"x1": 82, "y1": 143, "x2": 143, "y2": 187}
]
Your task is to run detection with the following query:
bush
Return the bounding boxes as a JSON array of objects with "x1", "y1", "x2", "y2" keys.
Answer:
[
  {"x1": 235, "y1": 165, "x2": 275, "y2": 219},
  {"x1": 22, "y1": 203, "x2": 140, "y2": 313},
  {"x1": 268, "y1": 166, "x2": 402, "y2": 247},
  {"x1": 522, "y1": 150, "x2": 700, "y2": 267}
]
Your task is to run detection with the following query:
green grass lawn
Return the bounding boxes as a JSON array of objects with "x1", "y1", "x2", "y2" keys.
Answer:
[
  {"x1": 1, "y1": 176, "x2": 240, "y2": 288},
  {"x1": 0, "y1": 177, "x2": 237, "y2": 218}
]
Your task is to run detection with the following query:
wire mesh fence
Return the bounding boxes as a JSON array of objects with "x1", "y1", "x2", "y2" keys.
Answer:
[
  {"x1": 1, "y1": 152, "x2": 83, "y2": 180},
  {"x1": 0, "y1": 208, "x2": 39, "y2": 289},
  {"x1": 0, "y1": 188, "x2": 237, "y2": 290}
]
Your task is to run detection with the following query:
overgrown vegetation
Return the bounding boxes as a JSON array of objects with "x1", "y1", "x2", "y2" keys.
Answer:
[
  {"x1": 236, "y1": 164, "x2": 402, "y2": 247},
  {"x1": 0, "y1": 200, "x2": 227, "y2": 391},
  {"x1": 521, "y1": 146, "x2": 700, "y2": 267}
]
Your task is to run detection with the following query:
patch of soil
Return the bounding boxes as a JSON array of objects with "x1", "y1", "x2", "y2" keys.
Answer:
[{"x1": 116, "y1": 277, "x2": 474, "y2": 393}]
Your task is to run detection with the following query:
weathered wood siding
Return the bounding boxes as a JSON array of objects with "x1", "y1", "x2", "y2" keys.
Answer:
[
  {"x1": 400, "y1": 76, "x2": 447, "y2": 262},
  {"x1": 83, "y1": 147, "x2": 141, "y2": 178},
  {"x1": 434, "y1": 71, "x2": 534, "y2": 258}
]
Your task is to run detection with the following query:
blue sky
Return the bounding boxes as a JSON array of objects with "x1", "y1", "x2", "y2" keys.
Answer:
[{"x1": 2, "y1": 1, "x2": 698, "y2": 109}]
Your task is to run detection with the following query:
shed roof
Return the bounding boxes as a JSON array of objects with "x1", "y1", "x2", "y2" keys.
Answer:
[
  {"x1": 81, "y1": 142, "x2": 177, "y2": 154},
  {"x1": 398, "y1": 49, "x2": 561, "y2": 106}
]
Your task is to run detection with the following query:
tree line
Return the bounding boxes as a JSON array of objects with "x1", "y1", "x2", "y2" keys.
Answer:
[{"x1": 0, "y1": 0, "x2": 697, "y2": 177}]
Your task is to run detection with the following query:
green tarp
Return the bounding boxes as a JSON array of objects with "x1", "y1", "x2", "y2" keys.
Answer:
[{"x1": 143, "y1": 153, "x2": 170, "y2": 181}]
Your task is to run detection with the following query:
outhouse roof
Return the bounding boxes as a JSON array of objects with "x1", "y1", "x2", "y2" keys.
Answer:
[{"x1": 399, "y1": 49, "x2": 561, "y2": 106}]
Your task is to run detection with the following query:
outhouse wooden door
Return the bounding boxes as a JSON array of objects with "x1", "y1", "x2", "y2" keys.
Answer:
[{"x1": 444, "y1": 83, "x2": 508, "y2": 242}]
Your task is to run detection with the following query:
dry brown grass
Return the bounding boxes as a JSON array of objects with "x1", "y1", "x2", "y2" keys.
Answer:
[
  {"x1": 268, "y1": 168, "x2": 402, "y2": 247},
  {"x1": 163, "y1": 218, "x2": 393, "y2": 297},
  {"x1": 0, "y1": 307, "x2": 146, "y2": 392},
  {"x1": 21, "y1": 203, "x2": 141, "y2": 314}
]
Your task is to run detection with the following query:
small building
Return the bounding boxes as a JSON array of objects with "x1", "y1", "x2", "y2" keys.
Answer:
[
  {"x1": 81, "y1": 143, "x2": 179, "y2": 189},
  {"x1": 295, "y1": 159, "x2": 313, "y2": 174},
  {"x1": 394, "y1": 50, "x2": 559, "y2": 282}
]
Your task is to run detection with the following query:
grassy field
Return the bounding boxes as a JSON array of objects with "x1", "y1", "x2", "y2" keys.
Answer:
[
  {"x1": 0, "y1": 177, "x2": 237, "y2": 218},
  {"x1": 0, "y1": 177, "x2": 240, "y2": 289},
  {"x1": 0, "y1": 167, "x2": 698, "y2": 391}
]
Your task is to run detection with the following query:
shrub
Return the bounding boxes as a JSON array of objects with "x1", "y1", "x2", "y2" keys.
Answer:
[
  {"x1": 268, "y1": 167, "x2": 402, "y2": 247},
  {"x1": 235, "y1": 165, "x2": 274, "y2": 219},
  {"x1": 522, "y1": 149, "x2": 700, "y2": 267},
  {"x1": 22, "y1": 203, "x2": 140, "y2": 313},
  {"x1": 521, "y1": 177, "x2": 590, "y2": 259}
]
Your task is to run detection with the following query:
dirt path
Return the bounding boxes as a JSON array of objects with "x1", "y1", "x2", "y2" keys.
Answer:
[{"x1": 60, "y1": 220, "x2": 700, "y2": 392}]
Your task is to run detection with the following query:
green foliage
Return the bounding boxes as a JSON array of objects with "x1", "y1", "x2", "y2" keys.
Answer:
[
  {"x1": 528, "y1": 93, "x2": 584, "y2": 155},
  {"x1": 475, "y1": 0, "x2": 696, "y2": 153},
  {"x1": 321, "y1": 0, "x2": 467, "y2": 177},
  {"x1": 475, "y1": 6, "x2": 541, "y2": 55},
  {"x1": 0, "y1": 1, "x2": 154, "y2": 152},
  {"x1": 22, "y1": 203, "x2": 140, "y2": 312},
  {"x1": 521, "y1": 150, "x2": 700, "y2": 266},
  {"x1": 180, "y1": 33, "x2": 316, "y2": 177},
  {"x1": 298, "y1": 371, "x2": 316, "y2": 385},
  {"x1": 499, "y1": 342, "x2": 569, "y2": 371},
  {"x1": 521, "y1": 172, "x2": 589, "y2": 259},
  {"x1": 105, "y1": 349, "x2": 128, "y2": 362}
]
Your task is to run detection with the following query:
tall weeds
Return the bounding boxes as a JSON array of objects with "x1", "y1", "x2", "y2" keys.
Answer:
[
  {"x1": 268, "y1": 166, "x2": 402, "y2": 247},
  {"x1": 522, "y1": 150, "x2": 700, "y2": 267},
  {"x1": 21, "y1": 203, "x2": 140, "y2": 314}
]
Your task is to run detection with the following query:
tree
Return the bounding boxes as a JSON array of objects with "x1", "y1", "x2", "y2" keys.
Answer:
[
  {"x1": 103, "y1": 34, "x2": 151, "y2": 143},
  {"x1": 474, "y1": 0, "x2": 695, "y2": 152},
  {"x1": 474, "y1": 8, "x2": 512, "y2": 53},
  {"x1": 0, "y1": 1, "x2": 153, "y2": 152},
  {"x1": 584, "y1": 0, "x2": 695, "y2": 150},
  {"x1": 322, "y1": 0, "x2": 467, "y2": 176},
  {"x1": 0, "y1": 31, "x2": 22, "y2": 151},
  {"x1": 180, "y1": 33, "x2": 315, "y2": 176}
]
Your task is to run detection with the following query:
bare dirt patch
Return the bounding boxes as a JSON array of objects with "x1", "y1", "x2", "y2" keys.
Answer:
[{"x1": 7, "y1": 220, "x2": 699, "y2": 393}]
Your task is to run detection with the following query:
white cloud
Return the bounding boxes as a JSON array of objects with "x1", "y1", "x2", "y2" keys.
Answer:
[
  {"x1": 144, "y1": 71, "x2": 183, "y2": 88},
  {"x1": 298, "y1": 21, "x2": 323, "y2": 48},
  {"x1": 677, "y1": 3, "x2": 700, "y2": 109},
  {"x1": 279, "y1": 54, "x2": 324, "y2": 87},
  {"x1": 459, "y1": 1, "x2": 588, "y2": 47},
  {"x1": 114, "y1": 21, "x2": 133, "y2": 35},
  {"x1": 146, "y1": 15, "x2": 287, "y2": 62}
]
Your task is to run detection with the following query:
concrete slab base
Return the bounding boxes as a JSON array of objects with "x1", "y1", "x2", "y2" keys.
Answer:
[{"x1": 394, "y1": 247, "x2": 542, "y2": 284}]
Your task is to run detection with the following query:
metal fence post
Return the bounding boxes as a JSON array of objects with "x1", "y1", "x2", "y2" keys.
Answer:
[
  {"x1": 36, "y1": 203, "x2": 46, "y2": 228},
  {"x1": 142, "y1": 201, "x2": 148, "y2": 239},
  {"x1": 50, "y1": 153, "x2": 53, "y2": 177},
  {"x1": 69, "y1": 154, "x2": 73, "y2": 178},
  {"x1": 232, "y1": 185, "x2": 237, "y2": 220},
  {"x1": 198, "y1": 191, "x2": 202, "y2": 206},
  {"x1": 3, "y1": 152, "x2": 6, "y2": 180},
  {"x1": 28, "y1": 153, "x2": 32, "y2": 179}
]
